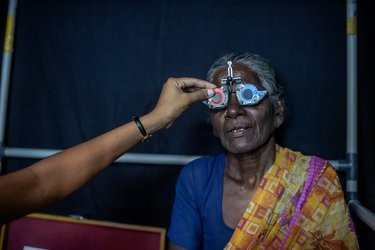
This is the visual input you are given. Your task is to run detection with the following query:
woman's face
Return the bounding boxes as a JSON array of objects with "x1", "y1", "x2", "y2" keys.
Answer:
[{"x1": 209, "y1": 63, "x2": 282, "y2": 154}]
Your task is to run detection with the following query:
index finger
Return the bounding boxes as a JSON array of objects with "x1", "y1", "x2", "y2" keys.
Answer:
[{"x1": 178, "y1": 77, "x2": 216, "y2": 89}]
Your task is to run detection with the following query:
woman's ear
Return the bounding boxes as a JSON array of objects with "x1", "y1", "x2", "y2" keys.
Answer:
[{"x1": 273, "y1": 98, "x2": 285, "y2": 129}]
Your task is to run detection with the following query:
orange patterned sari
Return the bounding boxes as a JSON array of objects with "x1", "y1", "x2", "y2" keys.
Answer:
[{"x1": 225, "y1": 145, "x2": 359, "y2": 249}]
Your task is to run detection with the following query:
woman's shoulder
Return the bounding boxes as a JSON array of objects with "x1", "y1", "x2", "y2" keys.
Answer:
[
  {"x1": 178, "y1": 152, "x2": 226, "y2": 182},
  {"x1": 186, "y1": 152, "x2": 225, "y2": 166},
  {"x1": 276, "y1": 145, "x2": 336, "y2": 176},
  {"x1": 276, "y1": 145, "x2": 311, "y2": 169},
  {"x1": 278, "y1": 145, "x2": 340, "y2": 180}
]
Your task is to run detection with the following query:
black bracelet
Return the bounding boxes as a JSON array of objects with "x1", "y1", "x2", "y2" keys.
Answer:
[{"x1": 133, "y1": 116, "x2": 152, "y2": 142}]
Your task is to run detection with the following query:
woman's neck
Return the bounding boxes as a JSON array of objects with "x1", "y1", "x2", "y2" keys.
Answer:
[{"x1": 225, "y1": 140, "x2": 276, "y2": 189}]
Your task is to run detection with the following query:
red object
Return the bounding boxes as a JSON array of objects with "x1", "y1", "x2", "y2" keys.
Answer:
[{"x1": 1, "y1": 213, "x2": 165, "y2": 250}]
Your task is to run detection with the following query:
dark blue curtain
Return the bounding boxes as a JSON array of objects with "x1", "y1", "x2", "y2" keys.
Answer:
[{"x1": 6, "y1": 0, "x2": 347, "y2": 157}]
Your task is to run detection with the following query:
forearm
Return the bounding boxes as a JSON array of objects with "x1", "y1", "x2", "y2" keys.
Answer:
[
  {"x1": 39, "y1": 119, "x2": 142, "y2": 196},
  {"x1": 0, "y1": 114, "x2": 159, "y2": 223}
]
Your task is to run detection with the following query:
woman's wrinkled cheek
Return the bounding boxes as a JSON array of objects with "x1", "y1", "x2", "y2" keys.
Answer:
[{"x1": 210, "y1": 113, "x2": 224, "y2": 138}]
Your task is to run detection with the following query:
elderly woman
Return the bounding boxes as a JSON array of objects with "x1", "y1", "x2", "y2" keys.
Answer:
[{"x1": 168, "y1": 53, "x2": 359, "y2": 249}]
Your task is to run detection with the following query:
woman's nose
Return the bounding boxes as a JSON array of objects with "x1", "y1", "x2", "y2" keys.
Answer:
[{"x1": 225, "y1": 92, "x2": 244, "y2": 119}]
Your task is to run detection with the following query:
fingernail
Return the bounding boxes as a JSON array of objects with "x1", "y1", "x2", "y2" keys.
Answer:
[{"x1": 207, "y1": 89, "x2": 214, "y2": 97}]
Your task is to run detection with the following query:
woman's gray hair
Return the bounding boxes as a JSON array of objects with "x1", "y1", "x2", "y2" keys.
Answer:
[{"x1": 207, "y1": 52, "x2": 283, "y2": 107}]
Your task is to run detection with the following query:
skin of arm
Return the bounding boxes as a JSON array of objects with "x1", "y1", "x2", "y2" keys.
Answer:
[{"x1": 0, "y1": 77, "x2": 215, "y2": 224}]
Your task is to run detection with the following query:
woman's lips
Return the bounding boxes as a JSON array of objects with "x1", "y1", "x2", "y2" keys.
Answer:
[{"x1": 227, "y1": 127, "x2": 250, "y2": 137}]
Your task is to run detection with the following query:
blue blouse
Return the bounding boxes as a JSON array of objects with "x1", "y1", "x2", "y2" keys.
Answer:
[{"x1": 167, "y1": 153, "x2": 234, "y2": 250}]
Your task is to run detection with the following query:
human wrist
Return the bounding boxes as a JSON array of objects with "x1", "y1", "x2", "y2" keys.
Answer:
[
  {"x1": 138, "y1": 111, "x2": 169, "y2": 136},
  {"x1": 132, "y1": 116, "x2": 152, "y2": 142}
]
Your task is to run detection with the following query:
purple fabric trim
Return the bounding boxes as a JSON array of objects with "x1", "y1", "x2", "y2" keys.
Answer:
[{"x1": 278, "y1": 156, "x2": 326, "y2": 249}]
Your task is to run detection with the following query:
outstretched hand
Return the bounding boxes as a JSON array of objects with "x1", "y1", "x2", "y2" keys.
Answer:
[{"x1": 152, "y1": 77, "x2": 215, "y2": 129}]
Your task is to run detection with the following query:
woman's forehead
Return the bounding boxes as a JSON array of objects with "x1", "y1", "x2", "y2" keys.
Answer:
[{"x1": 212, "y1": 63, "x2": 260, "y2": 86}]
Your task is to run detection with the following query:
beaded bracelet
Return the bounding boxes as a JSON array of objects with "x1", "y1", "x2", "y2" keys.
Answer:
[{"x1": 132, "y1": 116, "x2": 152, "y2": 142}]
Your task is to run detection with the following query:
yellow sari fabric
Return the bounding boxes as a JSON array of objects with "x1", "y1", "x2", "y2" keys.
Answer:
[{"x1": 225, "y1": 145, "x2": 359, "y2": 249}]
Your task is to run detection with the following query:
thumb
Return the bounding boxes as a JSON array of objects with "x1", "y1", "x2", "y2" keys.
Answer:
[{"x1": 186, "y1": 89, "x2": 214, "y2": 104}]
